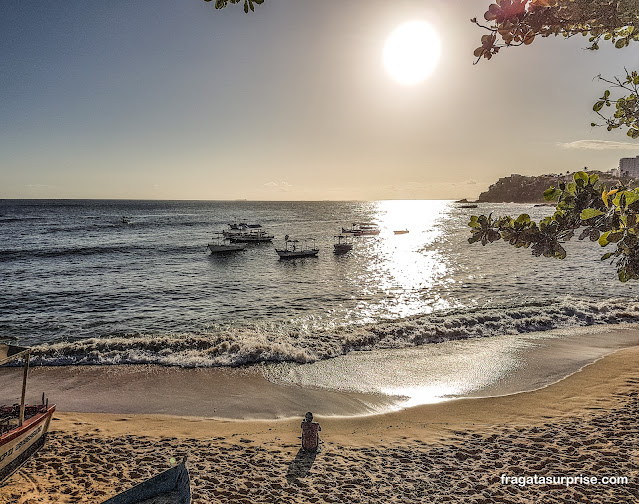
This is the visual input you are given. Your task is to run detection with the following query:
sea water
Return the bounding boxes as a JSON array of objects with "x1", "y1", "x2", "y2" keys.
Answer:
[{"x1": 1, "y1": 199, "x2": 639, "y2": 406}]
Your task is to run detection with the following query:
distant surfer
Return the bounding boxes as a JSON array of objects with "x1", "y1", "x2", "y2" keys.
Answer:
[{"x1": 301, "y1": 411, "x2": 321, "y2": 452}]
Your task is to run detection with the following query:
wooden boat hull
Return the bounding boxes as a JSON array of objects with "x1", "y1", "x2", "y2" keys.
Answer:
[
  {"x1": 228, "y1": 235, "x2": 273, "y2": 243},
  {"x1": 0, "y1": 404, "x2": 56, "y2": 485},
  {"x1": 208, "y1": 243, "x2": 246, "y2": 253},
  {"x1": 393, "y1": 230, "x2": 409, "y2": 235},
  {"x1": 276, "y1": 249, "x2": 319, "y2": 259},
  {"x1": 102, "y1": 461, "x2": 190, "y2": 504},
  {"x1": 333, "y1": 244, "x2": 352, "y2": 254}
]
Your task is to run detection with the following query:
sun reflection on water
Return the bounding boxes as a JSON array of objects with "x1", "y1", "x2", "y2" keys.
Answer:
[{"x1": 354, "y1": 200, "x2": 456, "y2": 319}]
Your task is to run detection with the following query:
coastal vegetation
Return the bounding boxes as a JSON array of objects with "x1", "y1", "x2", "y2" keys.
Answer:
[
  {"x1": 469, "y1": 171, "x2": 639, "y2": 281},
  {"x1": 470, "y1": 1, "x2": 639, "y2": 280},
  {"x1": 473, "y1": 0, "x2": 639, "y2": 137}
]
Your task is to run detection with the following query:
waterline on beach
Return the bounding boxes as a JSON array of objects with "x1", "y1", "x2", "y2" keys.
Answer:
[{"x1": 263, "y1": 324, "x2": 639, "y2": 411}]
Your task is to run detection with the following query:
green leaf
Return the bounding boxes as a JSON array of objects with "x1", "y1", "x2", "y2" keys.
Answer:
[
  {"x1": 543, "y1": 187, "x2": 561, "y2": 201},
  {"x1": 613, "y1": 192, "x2": 623, "y2": 208},
  {"x1": 593, "y1": 101, "x2": 605, "y2": 111},
  {"x1": 515, "y1": 214, "x2": 531, "y2": 225},
  {"x1": 580, "y1": 208, "x2": 605, "y2": 220},
  {"x1": 601, "y1": 252, "x2": 615, "y2": 260},
  {"x1": 599, "y1": 231, "x2": 610, "y2": 246},
  {"x1": 588, "y1": 173, "x2": 599, "y2": 185},
  {"x1": 573, "y1": 171, "x2": 589, "y2": 185},
  {"x1": 468, "y1": 216, "x2": 481, "y2": 229},
  {"x1": 624, "y1": 191, "x2": 639, "y2": 208}
]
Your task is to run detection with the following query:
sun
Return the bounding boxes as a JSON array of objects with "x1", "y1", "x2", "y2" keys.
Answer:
[{"x1": 383, "y1": 21, "x2": 441, "y2": 85}]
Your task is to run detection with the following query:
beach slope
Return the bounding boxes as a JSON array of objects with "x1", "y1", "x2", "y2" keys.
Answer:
[{"x1": 1, "y1": 347, "x2": 638, "y2": 503}]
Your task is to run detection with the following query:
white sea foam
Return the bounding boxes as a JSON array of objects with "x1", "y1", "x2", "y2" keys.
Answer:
[{"x1": 30, "y1": 297, "x2": 639, "y2": 367}]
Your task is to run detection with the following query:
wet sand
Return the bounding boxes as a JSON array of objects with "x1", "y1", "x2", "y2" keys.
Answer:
[
  {"x1": 4, "y1": 324, "x2": 639, "y2": 420},
  {"x1": 1, "y1": 345, "x2": 638, "y2": 503}
]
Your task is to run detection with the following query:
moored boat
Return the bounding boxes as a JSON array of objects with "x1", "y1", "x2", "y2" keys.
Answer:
[
  {"x1": 0, "y1": 345, "x2": 56, "y2": 485},
  {"x1": 229, "y1": 229, "x2": 274, "y2": 243},
  {"x1": 393, "y1": 229, "x2": 409, "y2": 235},
  {"x1": 102, "y1": 460, "x2": 190, "y2": 504},
  {"x1": 341, "y1": 223, "x2": 380, "y2": 236},
  {"x1": 208, "y1": 232, "x2": 247, "y2": 254},
  {"x1": 276, "y1": 237, "x2": 319, "y2": 259},
  {"x1": 333, "y1": 234, "x2": 353, "y2": 254},
  {"x1": 223, "y1": 223, "x2": 274, "y2": 243}
]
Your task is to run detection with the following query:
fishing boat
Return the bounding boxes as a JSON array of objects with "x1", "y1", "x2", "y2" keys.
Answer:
[
  {"x1": 102, "y1": 460, "x2": 190, "y2": 504},
  {"x1": 275, "y1": 237, "x2": 319, "y2": 259},
  {"x1": 228, "y1": 229, "x2": 274, "y2": 243},
  {"x1": 208, "y1": 232, "x2": 247, "y2": 254},
  {"x1": 223, "y1": 224, "x2": 274, "y2": 243},
  {"x1": 0, "y1": 345, "x2": 56, "y2": 485},
  {"x1": 333, "y1": 234, "x2": 353, "y2": 254},
  {"x1": 393, "y1": 229, "x2": 409, "y2": 235},
  {"x1": 341, "y1": 223, "x2": 380, "y2": 236}
]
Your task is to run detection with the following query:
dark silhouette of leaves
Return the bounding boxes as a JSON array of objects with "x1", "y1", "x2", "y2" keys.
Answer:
[{"x1": 469, "y1": 172, "x2": 639, "y2": 281}]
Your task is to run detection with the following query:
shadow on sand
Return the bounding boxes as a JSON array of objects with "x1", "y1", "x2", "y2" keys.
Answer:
[{"x1": 286, "y1": 448, "x2": 317, "y2": 481}]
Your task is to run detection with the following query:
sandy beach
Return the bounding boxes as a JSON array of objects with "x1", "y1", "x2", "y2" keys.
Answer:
[{"x1": 1, "y1": 344, "x2": 638, "y2": 503}]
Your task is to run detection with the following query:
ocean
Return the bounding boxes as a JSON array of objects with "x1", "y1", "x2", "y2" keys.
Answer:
[{"x1": 2, "y1": 198, "x2": 639, "y2": 366}]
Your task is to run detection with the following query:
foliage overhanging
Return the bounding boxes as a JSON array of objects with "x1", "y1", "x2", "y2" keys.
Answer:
[
  {"x1": 474, "y1": 0, "x2": 639, "y2": 137},
  {"x1": 469, "y1": 172, "x2": 639, "y2": 281},
  {"x1": 205, "y1": 0, "x2": 264, "y2": 13}
]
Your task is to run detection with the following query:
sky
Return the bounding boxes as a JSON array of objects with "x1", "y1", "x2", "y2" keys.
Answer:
[{"x1": 3, "y1": 0, "x2": 639, "y2": 201}]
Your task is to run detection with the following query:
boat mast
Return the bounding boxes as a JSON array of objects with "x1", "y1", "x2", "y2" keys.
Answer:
[{"x1": 19, "y1": 351, "x2": 30, "y2": 426}]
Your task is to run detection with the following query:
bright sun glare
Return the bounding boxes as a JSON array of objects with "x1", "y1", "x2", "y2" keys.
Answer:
[{"x1": 383, "y1": 21, "x2": 441, "y2": 85}]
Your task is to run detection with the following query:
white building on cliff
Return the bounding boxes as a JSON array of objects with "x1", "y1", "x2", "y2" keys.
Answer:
[{"x1": 618, "y1": 156, "x2": 639, "y2": 178}]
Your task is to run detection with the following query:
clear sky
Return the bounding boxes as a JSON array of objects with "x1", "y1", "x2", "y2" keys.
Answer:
[{"x1": 3, "y1": 0, "x2": 639, "y2": 200}]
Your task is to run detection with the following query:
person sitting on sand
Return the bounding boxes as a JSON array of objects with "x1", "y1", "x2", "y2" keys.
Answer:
[{"x1": 301, "y1": 411, "x2": 321, "y2": 452}]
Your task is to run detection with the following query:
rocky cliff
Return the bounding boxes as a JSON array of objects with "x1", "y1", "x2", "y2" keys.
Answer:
[{"x1": 477, "y1": 171, "x2": 626, "y2": 203}]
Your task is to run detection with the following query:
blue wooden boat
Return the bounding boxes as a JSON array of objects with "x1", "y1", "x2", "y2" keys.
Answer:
[{"x1": 102, "y1": 460, "x2": 190, "y2": 504}]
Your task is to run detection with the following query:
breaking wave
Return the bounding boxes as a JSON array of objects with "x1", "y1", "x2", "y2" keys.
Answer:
[{"x1": 29, "y1": 297, "x2": 639, "y2": 367}]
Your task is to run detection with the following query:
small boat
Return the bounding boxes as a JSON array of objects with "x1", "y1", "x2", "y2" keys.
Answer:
[
  {"x1": 208, "y1": 232, "x2": 247, "y2": 254},
  {"x1": 393, "y1": 229, "x2": 409, "y2": 235},
  {"x1": 223, "y1": 224, "x2": 274, "y2": 243},
  {"x1": 102, "y1": 460, "x2": 190, "y2": 504},
  {"x1": 459, "y1": 204, "x2": 478, "y2": 209},
  {"x1": 0, "y1": 345, "x2": 56, "y2": 485},
  {"x1": 276, "y1": 237, "x2": 319, "y2": 259},
  {"x1": 228, "y1": 230, "x2": 274, "y2": 243},
  {"x1": 341, "y1": 223, "x2": 380, "y2": 236},
  {"x1": 121, "y1": 216, "x2": 130, "y2": 224},
  {"x1": 333, "y1": 235, "x2": 353, "y2": 254}
]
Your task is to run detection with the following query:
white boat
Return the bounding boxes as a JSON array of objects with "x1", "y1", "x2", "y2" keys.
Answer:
[
  {"x1": 341, "y1": 223, "x2": 380, "y2": 236},
  {"x1": 333, "y1": 235, "x2": 353, "y2": 254},
  {"x1": 208, "y1": 233, "x2": 247, "y2": 254},
  {"x1": 0, "y1": 345, "x2": 56, "y2": 485},
  {"x1": 229, "y1": 230, "x2": 274, "y2": 243},
  {"x1": 275, "y1": 237, "x2": 319, "y2": 259},
  {"x1": 223, "y1": 223, "x2": 274, "y2": 243}
]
